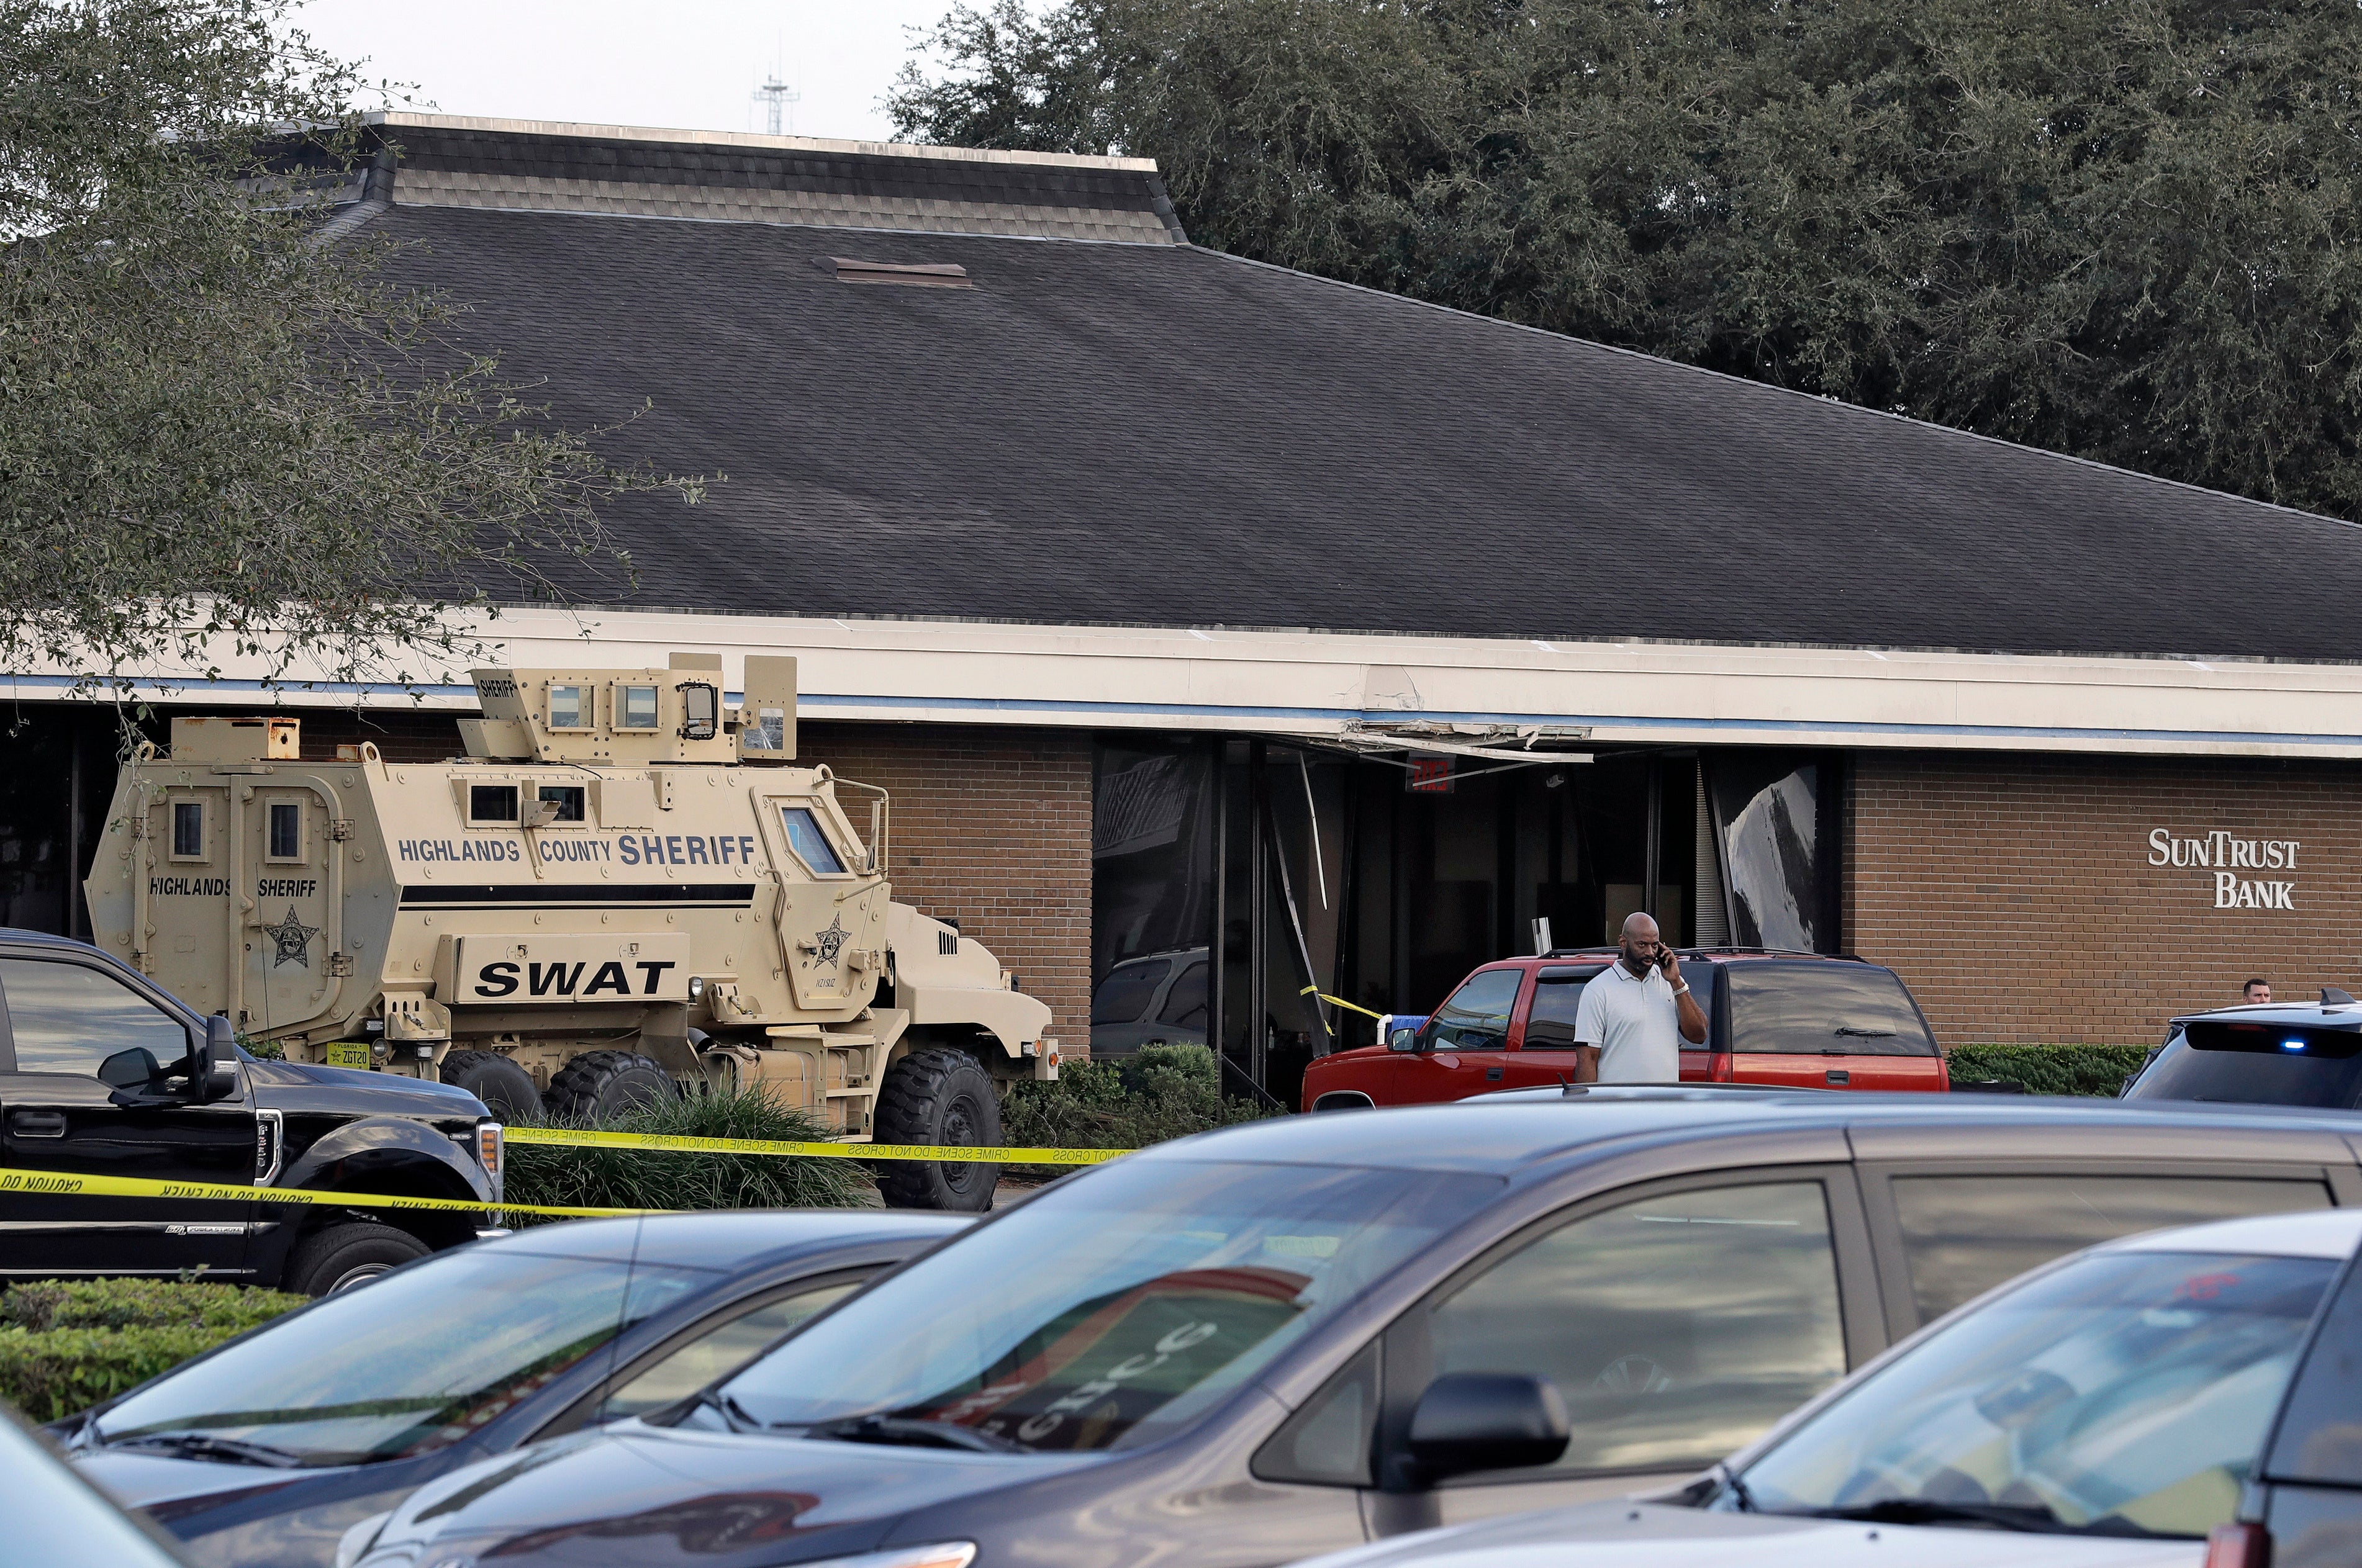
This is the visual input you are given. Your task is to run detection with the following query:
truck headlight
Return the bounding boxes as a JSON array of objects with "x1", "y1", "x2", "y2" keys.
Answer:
[
  {"x1": 476, "y1": 1122, "x2": 503, "y2": 1176},
  {"x1": 688, "y1": 975, "x2": 705, "y2": 1001}
]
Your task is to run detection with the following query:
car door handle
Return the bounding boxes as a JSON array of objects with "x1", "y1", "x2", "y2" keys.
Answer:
[
  {"x1": 1825, "y1": 1070, "x2": 1850, "y2": 1086},
  {"x1": 1485, "y1": 1066, "x2": 1504, "y2": 1081},
  {"x1": 9, "y1": 1111, "x2": 67, "y2": 1138}
]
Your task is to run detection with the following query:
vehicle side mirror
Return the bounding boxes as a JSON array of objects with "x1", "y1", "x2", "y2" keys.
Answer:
[
  {"x1": 1404, "y1": 1372, "x2": 1569, "y2": 1485},
  {"x1": 192, "y1": 1014, "x2": 240, "y2": 1102},
  {"x1": 1387, "y1": 1027, "x2": 1419, "y2": 1053}
]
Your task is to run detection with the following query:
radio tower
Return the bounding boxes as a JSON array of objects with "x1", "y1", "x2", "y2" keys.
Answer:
[{"x1": 752, "y1": 74, "x2": 799, "y2": 136}]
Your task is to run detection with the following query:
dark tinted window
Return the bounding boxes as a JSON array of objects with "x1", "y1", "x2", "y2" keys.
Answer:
[
  {"x1": 1423, "y1": 968, "x2": 1522, "y2": 1050},
  {"x1": 0, "y1": 958, "x2": 192, "y2": 1080},
  {"x1": 267, "y1": 801, "x2": 301, "y2": 859},
  {"x1": 2265, "y1": 1253, "x2": 2362, "y2": 1487},
  {"x1": 171, "y1": 800, "x2": 204, "y2": 858},
  {"x1": 1727, "y1": 962, "x2": 1936, "y2": 1055},
  {"x1": 468, "y1": 784, "x2": 518, "y2": 822},
  {"x1": 1157, "y1": 960, "x2": 1208, "y2": 1029},
  {"x1": 1526, "y1": 963, "x2": 1717, "y2": 1048},
  {"x1": 1092, "y1": 960, "x2": 1169, "y2": 1024},
  {"x1": 1432, "y1": 1180, "x2": 1845, "y2": 1472},
  {"x1": 2130, "y1": 1025, "x2": 2362, "y2": 1110},
  {"x1": 537, "y1": 785, "x2": 586, "y2": 822},
  {"x1": 1891, "y1": 1174, "x2": 2333, "y2": 1323}
]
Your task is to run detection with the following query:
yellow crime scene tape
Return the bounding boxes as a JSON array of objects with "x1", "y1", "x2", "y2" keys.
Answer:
[
  {"x1": 0, "y1": 1133, "x2": 1131, "y2": 1221},
  {"x1": 502, "y1": 1127, "x2": 1126, "y2": 1166},
  {"x1": 0, "y1": 1165, "x2": 650, "y2": 1220},
  {"x1": 1300, "y1": 985, "x2": 1385, "y2": 1022}
]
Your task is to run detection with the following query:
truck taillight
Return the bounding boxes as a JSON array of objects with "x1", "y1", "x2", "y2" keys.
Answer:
[
  {"x1": 2205, "y1": 1522, "x2": 2269, "y2": 1568},
  {"x1": 477, "y1": 1122, "x2": 504, "y2": 1175}
]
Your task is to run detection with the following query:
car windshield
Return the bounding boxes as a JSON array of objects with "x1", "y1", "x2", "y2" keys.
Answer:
[
  {"x1": 2129, "y1": 1025, "x2": 2362, "y2": 1109},
  {"x1": 1732, "y1": 1248, "x2": 2339, "y2": 1538},
  {"x1": 714, "y1": 1158, "x2": 1498, "y2": 1451},
  {"x1": 94, "y1": 1247, "x2": 710, "y2": 1466}
]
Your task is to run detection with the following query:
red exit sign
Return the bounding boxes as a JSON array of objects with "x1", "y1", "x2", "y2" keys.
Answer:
[{"x1": 1406, "y1": 757, "x2": 1454, "y2": 795}]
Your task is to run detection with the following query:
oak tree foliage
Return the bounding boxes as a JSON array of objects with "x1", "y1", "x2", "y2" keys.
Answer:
[
  {"x1": 891, "y1": 0, "x2": 2362, "y2": 520},
  {"x1": 0, "y1": 0, "x2": 702, "y2": 692}
]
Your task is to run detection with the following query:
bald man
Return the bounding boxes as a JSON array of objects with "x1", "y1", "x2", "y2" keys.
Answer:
[{"x1": 1572, "y1": 912, "x2": 1709, "y2": 1083}]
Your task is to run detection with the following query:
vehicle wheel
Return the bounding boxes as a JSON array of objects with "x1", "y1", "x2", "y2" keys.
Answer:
[
  {"x1": 438, "y1": 1050, "x2": 542, "y2": 1120},
  {"x1": 546, "y1": 1049, "x2": 676, "y2": 1121},
  {"x1": 874, "y1": 1047, "x2": 1002, "y2": 1213},
  {"x1": 284, "y1": 1221, "x2": 430, "y2": 1296}
]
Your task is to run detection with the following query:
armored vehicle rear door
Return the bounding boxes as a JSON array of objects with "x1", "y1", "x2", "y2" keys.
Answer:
[
  {"x1": 0, "y1": 952, "x2": 257, "y2": 1278},
  {"x1": 241, "y1": 784, "x2": 338, "y2": 1035},
  {"x1": 754, "y1": 794, "x2": 884, "y2": 1011}
]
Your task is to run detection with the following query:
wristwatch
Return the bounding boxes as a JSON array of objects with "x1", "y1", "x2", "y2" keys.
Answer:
[{"x1": 1671, "y1": 983, "x2": 1690, "y2": 996}]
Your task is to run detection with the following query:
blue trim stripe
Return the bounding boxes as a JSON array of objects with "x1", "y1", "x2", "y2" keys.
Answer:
[{"x1": 14, "y1": 673, "x2": 2356, "y2": 750}]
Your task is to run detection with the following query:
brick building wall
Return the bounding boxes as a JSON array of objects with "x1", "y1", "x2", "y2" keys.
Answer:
[
  {"x1": 1848, "y1": 751, "x2": 2362, "y2": 1047},
  {"x1": 802, "y1": 722, "x2": 1095, "y2": 1058}
]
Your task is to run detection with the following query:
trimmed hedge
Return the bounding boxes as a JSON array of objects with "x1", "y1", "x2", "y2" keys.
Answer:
[
  {"x1": 1947, "y1": 1043, "x2": 2152, "y2": 1097},
  {"x1": 505, "y1": 1086, "x2": 864, "y2": 1222},
  {"x1": 1000, "y1": 1043, "x2": 1274, "y2": 1178},
  {"x1": 0, "y1": 1279, "x2": 306, "y2": 1422}
]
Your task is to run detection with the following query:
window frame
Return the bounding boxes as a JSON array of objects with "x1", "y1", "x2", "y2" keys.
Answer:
[
  {"x1": 776, "y1": 804, "x2": 854, "y2": 878},
  {"x1": 535, "y1": 785, "x2": 589, "y2": 827},
  {"x1": 464, "y1": 782, "x2": 522, "y2": 826},
  {"x1": 263, "y1": 799, "x2": 305, "y2": 864},
  {"x1": 166, "y1": 798, "x2": 208, "y2": 863},
  {"x1": 545, "y1": 682, "x2": 594, "y2": 733},
  {"x1": 525, "y1": 1266, "x2": 880, "y2": 1443},
  {"x1": 1373, "y1": 1164, "x2": 1882, "y2": 1492},
  {"x1": 612, "y1": 681, "x2": 663, "y2": 733},
  {"x1": 1854, "y1": 1156, "x2": 2362, "y2": 1338},
  {"x1": 1420, "y1": 965, "x2": 1526, "y2": 1052}
]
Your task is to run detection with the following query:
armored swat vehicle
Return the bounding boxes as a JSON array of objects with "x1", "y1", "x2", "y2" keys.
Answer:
[{"x1": 82, "y1": 655, "x2": 1056, "y2": 1210}]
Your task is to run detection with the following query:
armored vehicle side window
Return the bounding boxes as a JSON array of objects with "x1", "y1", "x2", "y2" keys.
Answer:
[
  {"x1": 0, "y1": 959, "x2": 192, "y2": 1081},
  {"x1": 780, "y1": 807, "x2": 846, "y2": 875},
  {"x1": 538, "y1": 785, "x2": 586, "y2": 822},
  {"x1": 266, "y1": 801, "x2": 302, "y2": 861},
  {"x1": 469, "y1": 785, "x2": 520, "y2": 824},
  {"x1": 617, "y1": 683, "x2": 660, "y2": 730},
  {"x1": 170, "y1": 800, "x2": 206, "y2": 860},
  {"x1": 546, "y1": 683, "x2": 589, "y2": 730}
]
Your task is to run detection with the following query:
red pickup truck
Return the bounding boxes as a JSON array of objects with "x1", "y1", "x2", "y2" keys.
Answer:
[{"x1": 1301, "y1": 948, "x2": 1949, "y2": 1111}]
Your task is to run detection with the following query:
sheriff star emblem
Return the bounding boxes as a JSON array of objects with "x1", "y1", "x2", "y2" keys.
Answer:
[
  {"x1": 263, "y1": 906, "x2": 320, "y2": 968},
  {"x1": 811, "y1": 913, "x2": 849, "y2": 969}
]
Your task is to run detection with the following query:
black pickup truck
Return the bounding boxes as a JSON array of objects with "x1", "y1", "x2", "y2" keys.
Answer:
[{"x1": 0, "y1": 930, "x2": 502, "y2": 1295}]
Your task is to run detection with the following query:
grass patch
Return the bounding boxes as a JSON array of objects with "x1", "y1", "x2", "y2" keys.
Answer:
[
  {"x1": 506, "y1": 1086, "x2": 865, "y2": 1222},
  {"x1": 1948, "y1": 1043, "x2": 2152, "y2": 1096},
  {"x1": 0, "y1": 1279, "x2": 305, "y2": 1422},
  {"x1": 1002, "y1": 1043, "x2": 1275, "y2": 1178}
]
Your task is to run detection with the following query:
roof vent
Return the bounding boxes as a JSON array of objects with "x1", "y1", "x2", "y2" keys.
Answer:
[{"x1": 819, "y1": 256, "x2": 972, "y2": 289}]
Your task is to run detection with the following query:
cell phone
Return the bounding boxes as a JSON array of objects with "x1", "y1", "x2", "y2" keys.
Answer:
[{"x1": 1655, "y1": 947, "x2": 1676, "y2": 971}]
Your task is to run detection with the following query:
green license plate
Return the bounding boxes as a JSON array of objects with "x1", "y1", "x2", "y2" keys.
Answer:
[{"x1": 324, "y1": 1041, "x2": 373, "y2": 1071}]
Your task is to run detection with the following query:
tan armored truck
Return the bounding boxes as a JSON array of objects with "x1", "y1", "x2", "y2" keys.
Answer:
[{"x1": 82, "y1": 655, "x2": 1056, "y2": 1210}]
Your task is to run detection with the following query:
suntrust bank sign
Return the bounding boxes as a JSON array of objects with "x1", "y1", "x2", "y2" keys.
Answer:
[{"x1": 2148, "y1": 829, "x2": 2301, "y2": 910}]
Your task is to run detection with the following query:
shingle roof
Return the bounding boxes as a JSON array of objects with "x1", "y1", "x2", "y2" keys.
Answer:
[{"x1": 363, "y1": 122, "x2": 2362, "y2": 663}]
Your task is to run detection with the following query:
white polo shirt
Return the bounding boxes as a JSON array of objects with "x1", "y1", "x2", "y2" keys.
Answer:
[{"x1": 1572, "y1": 961, "x2": 1685, "y2": 1083}]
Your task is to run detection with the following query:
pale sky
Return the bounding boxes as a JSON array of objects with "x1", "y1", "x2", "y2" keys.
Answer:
[{"x1": 290, "y1": 0, "x2": 972, "y2": 145}]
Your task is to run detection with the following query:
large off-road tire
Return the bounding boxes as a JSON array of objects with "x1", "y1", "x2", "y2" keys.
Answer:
[
  {"x1": 546, "y1": 1050, "x2": 676, "y2": 1120},
  {"x1": 284, "y1": 1221, "x2": 430, "y2": 1296},
  {"x1": 874, "y1": 1047, "x2": 1002, "y2": 1213},
  {"x1": 438, "y1": 1050, "x2": 542, "y2": 1121}
]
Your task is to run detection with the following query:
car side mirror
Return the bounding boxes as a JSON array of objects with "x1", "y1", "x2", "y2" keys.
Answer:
[
  {"x1": 1387, "y1": 1027, "x2": 1419, "y2": 1053},
  {"x1": 192, "y1": 1014, "x2": 240, "y2": 1102},
  {"x1": 1403, "y1": 1372, "x2": 1568, "y2": 1485}
]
